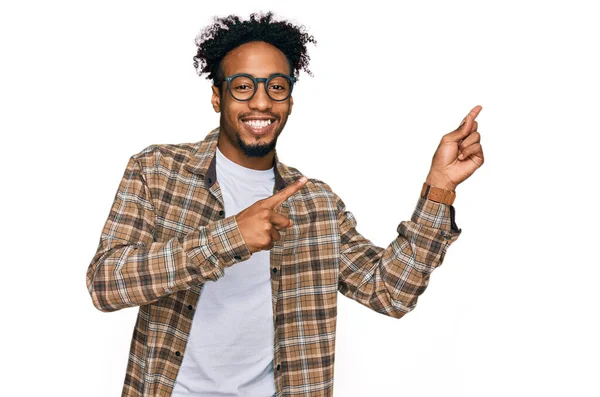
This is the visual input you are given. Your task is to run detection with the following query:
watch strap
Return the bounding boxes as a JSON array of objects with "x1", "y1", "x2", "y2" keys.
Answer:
[{"x1": 421, "y1": 182, "x2": 456, "y2": 205}]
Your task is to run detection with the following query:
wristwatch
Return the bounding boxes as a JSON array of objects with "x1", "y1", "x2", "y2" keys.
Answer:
[{"x1": 421, "y1": 182, "x2": 456, "y2": 205}]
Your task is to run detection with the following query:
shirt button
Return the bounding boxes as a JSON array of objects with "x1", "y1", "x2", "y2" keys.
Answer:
[
  {"x1": 175, "y1": 351, "x2": 181, "y2": 357},
  {"x1": 187, "y1": 305, "x2": 193, "y2": 310},
  {"x1": 272, "y1": 267, "x2": 277, "y2": 273},
  {"x1": 219, "y1": 210, "x2": 224, "y2": 217},
  {"x1": 234, "y1": 255, "x2": 241, "y2": 260},
  {"x1": 276, "y1": 363, "x2": 281, "y2": 371}
]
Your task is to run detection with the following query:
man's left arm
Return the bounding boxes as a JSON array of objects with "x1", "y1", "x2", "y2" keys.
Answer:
[{"x1": 336, "y1": 104, "x2": 485, "y2": 318}]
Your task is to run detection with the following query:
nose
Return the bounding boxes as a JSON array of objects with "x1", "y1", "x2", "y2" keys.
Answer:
[{"x1": 247, "y1": 81, "x2": 272, "y2": 111}]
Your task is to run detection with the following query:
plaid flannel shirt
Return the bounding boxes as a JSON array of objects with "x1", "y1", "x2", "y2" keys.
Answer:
[{"x1": 86, "y1": 126, "x2": 462, "y2": 396}]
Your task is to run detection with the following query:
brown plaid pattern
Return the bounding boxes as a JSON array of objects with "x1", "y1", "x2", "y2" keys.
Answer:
[{"x1": 86, "y1": 126, "x2": 462, "y2": 396}]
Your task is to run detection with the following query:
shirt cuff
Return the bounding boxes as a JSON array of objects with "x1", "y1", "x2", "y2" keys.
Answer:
[
  {"x1": 204, "y1": 214, "x2": 252, "y2": 268},
  {"x1": 410, "y1": 194, "x2": 462, "y2": 239}
]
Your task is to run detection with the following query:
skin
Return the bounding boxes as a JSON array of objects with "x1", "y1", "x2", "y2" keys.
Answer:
[
  {"x1": 425, "y1": 105, "x2": 485, "y2": 192},
  {"x1": 211, "y1": 41, "x2": 294, "y2": 170}
]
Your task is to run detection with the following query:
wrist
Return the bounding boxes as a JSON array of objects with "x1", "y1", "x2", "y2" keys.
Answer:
[
  {"x1": 421, "y1": 181, "x2": 456, "y2": 205},
  {"x1": 425, "y1": 173, "x2": 456, "y2": 192}
]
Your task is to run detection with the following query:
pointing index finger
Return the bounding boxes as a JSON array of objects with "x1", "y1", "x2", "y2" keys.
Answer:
[
  {"x1": 466, "y1": 105, "x2": 483, "y2": 122},
  {"x1": 264, "y1": 176, "x2": 308, "y2": 209}
]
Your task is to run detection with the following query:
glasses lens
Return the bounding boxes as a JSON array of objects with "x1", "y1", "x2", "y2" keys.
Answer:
[
  {"x1": 229, "y1": 76, "x2": 256, "y2": 101},
  {"x1": 266, "y1": 76, "x2": 292, "y2": 101}
]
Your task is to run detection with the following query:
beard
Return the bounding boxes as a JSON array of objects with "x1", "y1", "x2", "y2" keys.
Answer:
[{"x1": 236, "y1": 131, "x2": 279, "y2": 158}]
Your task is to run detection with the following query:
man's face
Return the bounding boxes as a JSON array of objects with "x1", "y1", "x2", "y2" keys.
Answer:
[{"x1": 211, "y1": 41, "x2": 294, "y2": 158}]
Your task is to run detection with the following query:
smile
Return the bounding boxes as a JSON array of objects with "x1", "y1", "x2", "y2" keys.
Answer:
[
  {"x1": 242, "y1": 119, "x2": 276, "y2": 135},
  {"x1": 244, "y1": 119, "x2": 272, "y2": 128}
]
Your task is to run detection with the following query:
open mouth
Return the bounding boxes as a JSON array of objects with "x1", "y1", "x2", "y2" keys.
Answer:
[{"x1": 241, "y1": 118, "x2": 277, "y2": 135}]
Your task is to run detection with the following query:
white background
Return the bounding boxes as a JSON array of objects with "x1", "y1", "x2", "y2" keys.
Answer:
[{"x1": 2, "y1": 0, "x2": 599, "y2": 396}]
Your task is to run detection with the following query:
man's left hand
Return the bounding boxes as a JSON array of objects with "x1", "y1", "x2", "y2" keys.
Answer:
[{"x1": 425, "y1": 105, "x2": 485, "y2": 191}]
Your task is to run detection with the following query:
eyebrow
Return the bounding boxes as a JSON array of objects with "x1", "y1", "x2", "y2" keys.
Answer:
[{"x1": 235, "y1": 72, "x2": 288, "y2": 78}]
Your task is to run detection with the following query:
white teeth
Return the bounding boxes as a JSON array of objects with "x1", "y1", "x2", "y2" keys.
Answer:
[{"x1": 244, "y1": 119, "x2": 272, "y2": 128}]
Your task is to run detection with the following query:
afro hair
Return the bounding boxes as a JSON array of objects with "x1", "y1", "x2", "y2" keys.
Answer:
[{"x1": 193, "y1": 11, "x2": 317, "y2": 86}]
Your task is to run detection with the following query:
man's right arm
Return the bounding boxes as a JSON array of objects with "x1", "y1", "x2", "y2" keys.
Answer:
[{"x1": 85, "y1": 155, "x2": 252, "y2": 312}]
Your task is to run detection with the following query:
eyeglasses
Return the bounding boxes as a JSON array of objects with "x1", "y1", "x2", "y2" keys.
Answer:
[{"x1": 218, "y1": 73, "x2": 296, "y2": 102}]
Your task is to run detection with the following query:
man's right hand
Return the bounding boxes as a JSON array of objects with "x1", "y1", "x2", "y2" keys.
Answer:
[{"x1": 235, "y1": 176, "x2": 308, "y2": 254}]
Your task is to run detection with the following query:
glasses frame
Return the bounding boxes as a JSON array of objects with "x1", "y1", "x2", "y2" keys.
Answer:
[{"x1": 219, "y1": 73, "x2": 296, "y2": 102}]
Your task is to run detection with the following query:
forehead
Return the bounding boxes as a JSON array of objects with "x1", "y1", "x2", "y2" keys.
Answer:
[{"x1": 221, "y1": 41, "x2": 290, "y2": 76}]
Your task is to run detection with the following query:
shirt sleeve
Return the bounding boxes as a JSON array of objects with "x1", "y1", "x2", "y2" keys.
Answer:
[
  {"x1": 86, "y1": 155, "x2": 252, "y2": 312},
  {"x1": 335, "y1": 189, "x2": 462, "y2": 319}
]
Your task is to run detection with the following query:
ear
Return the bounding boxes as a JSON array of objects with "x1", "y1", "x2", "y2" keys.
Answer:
[
  {"x1": 211, "y1": 85, "x2": 221, "y2": 113},
  {"x1": 288, "y1": 95, "x2": 294, "y2": 116}
]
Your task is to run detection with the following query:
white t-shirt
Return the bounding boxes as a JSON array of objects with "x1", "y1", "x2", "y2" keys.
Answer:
[{"x1": 171, "y1": 146, "x2": 277, "y2": 397}]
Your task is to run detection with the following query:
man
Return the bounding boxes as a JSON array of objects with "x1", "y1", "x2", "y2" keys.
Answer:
[{"x1": 86, "y1": 11, "x2": 484, "y2": 397}]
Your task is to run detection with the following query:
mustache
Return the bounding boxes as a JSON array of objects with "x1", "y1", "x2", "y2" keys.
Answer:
[{"x1": 239, "y1": 112, "x2": 279, "y2": 120}]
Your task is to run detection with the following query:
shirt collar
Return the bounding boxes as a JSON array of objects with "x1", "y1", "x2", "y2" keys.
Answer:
[{"x1": 183, "y1": 126, "x2": 302, "y2": 192}]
